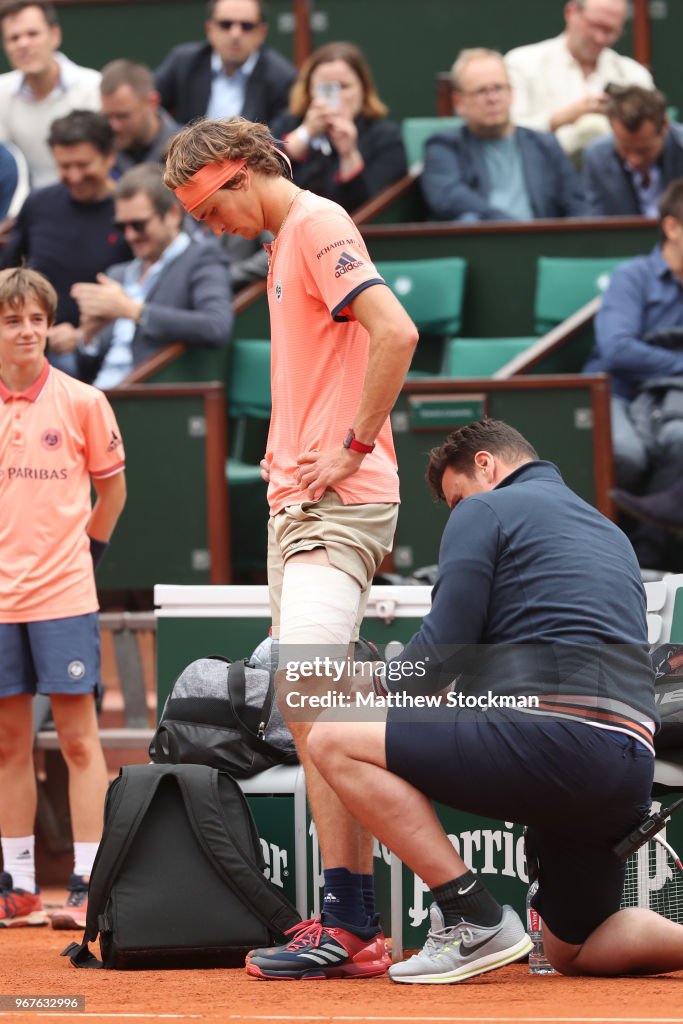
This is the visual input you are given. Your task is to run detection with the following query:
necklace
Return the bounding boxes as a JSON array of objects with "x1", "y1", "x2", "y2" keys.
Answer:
[{"x1": 276, "y1": 188, "x2": 301, "y2": 237}]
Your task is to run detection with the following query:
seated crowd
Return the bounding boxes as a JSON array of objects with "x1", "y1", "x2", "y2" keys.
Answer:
[{"x1": 0, "y1": 0, "x2": 679, "y2": 579}]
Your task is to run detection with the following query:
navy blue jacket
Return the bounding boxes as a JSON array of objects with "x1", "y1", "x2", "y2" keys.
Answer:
[
  {"x1": 393, "y1": 462, "x2": 656, "y2": 728},
  {"x1": 155, "y1": 42, "x2": 295, "y2": 127},
  {"x1": 1, "y1": 184, "x2": 131, "y2": 326},
  {"x1": 583, "y1": 123, "x2": 683, "y2": 216},
  {"x1": 421, "y1": 125, "x2": 587, "y2": 221}
]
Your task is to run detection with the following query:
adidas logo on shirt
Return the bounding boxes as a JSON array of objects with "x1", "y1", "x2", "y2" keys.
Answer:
[{"x1": 334, "y1": 252, "x2": 364, "y2": 278}]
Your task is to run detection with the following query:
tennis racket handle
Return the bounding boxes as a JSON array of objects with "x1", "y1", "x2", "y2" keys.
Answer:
[{"x1": 613, "y1": 813, "x2": 665, "y2": 860}]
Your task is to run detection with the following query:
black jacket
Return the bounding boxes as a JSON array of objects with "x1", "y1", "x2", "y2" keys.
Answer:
[
  {"x1": 155, "y1": 42, "x2": 296, "y2": 127},
  {"x1": 271, "y1": 114, "x2": 407, "y2": 212}
]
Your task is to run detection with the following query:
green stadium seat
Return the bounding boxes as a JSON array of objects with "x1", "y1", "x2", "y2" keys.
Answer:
[
  {"x1": 376, "y1": 256, "x2": 467, "y2": 375},
  {"x1": 226, "y1": 339, "x2": 271, "y2": 573},
  {"x1": 441, "y1": 337, "x2": 537, "y2": 377},
  {"x1": 401, "y1": 116, "x2": 463, "y2": 169},
  {"x1": 534, "y1": 256, "x2": 625, "y2": 335}
]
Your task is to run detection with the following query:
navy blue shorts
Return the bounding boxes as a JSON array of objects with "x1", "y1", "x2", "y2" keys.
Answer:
[
  {"x1": 385, "y1": 709, "x2": 654, "y2": 944},
  {"x1": 0, "y1": 613, "x2": 101, "y2": 697}
]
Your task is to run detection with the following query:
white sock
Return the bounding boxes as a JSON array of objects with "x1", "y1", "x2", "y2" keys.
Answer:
[
  {"x1": 73, "y1": 841, "x2": 99, "y2": 880},
  {"x1": 1, "y1": 835, "x2": 36, "y2": 893}
]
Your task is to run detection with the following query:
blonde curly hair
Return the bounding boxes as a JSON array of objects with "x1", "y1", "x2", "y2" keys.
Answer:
[{"x1": 164, "y1": 116, "x2": 289, "y2": 190}]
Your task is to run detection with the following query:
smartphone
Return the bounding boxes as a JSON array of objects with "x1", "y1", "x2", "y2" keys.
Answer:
[{"x1": 314, "y1": 81, "x2": 341, "y2": 110}]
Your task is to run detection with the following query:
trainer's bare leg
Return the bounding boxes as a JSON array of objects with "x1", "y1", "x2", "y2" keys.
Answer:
[
  {"x1": 50, "y1": 694, "x2": 108, "y2": 842},
  {"x1": 543, "y1": 910, "x2": 683, "y2": 976},
  {"x1": 309, "y1": 718, "x2": 466, "y2": 885}
]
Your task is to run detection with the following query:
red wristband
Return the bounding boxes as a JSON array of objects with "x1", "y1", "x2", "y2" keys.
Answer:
[{"x1": 343, "y1": 428, "x2": 375, "y2": 454}]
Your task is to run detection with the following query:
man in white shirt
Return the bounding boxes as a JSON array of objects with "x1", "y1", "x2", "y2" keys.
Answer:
[
  {"x1": 0, "y1": 0, "x2": 100, "y2": 187},
  {"x1": 505, "y1": 0, "x2": 653, "y2": 161}
]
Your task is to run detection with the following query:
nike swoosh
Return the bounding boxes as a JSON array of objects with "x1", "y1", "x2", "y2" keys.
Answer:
[
  {"x1": 456, "y1": 880, "x2": 477, "y2": 895},
  {"x1": 460, "y1": 929, "x2": 503, "y2": 956}
]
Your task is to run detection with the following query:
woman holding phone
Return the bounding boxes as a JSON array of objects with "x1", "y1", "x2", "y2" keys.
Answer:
[{"x1": 272, "y1": 42, "x2": 407, "y2": 212}]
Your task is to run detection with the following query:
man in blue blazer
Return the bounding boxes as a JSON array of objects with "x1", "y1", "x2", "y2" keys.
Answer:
[
  {"x1": 421, "y1": 49, "x2": 587, "y2": 222},
  {"x1": 583, "y1": 86, "x2": 683, "y2": 217},
  {"x1": 155, "y1": 0, "x2": 295, "y2": 127},
  {"x1": 69, "y1": 164, "x2": 233, "y2": 388}
]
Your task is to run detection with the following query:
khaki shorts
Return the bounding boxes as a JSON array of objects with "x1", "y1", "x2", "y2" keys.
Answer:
[{"x1": 268, "y1": 490, "x2": 398, "y2": 639}]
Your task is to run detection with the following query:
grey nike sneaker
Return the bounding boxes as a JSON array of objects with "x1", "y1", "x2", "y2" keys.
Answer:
[{"x1": 389, "y1": 903, "x2": 533, "y2": 984}]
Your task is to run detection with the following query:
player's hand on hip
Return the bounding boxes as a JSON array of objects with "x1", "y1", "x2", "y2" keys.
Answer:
[
  {"x1": 259, "y1": 457, "x2": 271, "y2": 483},
  {"x1": 296, "y1": 447, "x2": 364, "y2": 498}
]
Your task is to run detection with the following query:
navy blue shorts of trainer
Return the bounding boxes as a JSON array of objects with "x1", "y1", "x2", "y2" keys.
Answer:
[
  {"x1": 0, "y1": 613, "x2": 101, "y2": 697},
  {"x1": 385, "y1": 709, "x2": 654, "y2": 945}
]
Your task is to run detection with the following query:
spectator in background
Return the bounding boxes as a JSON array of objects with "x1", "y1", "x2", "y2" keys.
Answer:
[
  {"x1": 584, "y1": 180, "x2": 683, "y2": 569},
  {"x1": 100, "y1": 60, "x2": 180, "y2": 178},
  {"x1": 505, "y1": 0, "x2": 653, "y2": 163},
  {"x1": 1, "y1": 110, "x2": 130, "y2": 375},
  {"x1": 0, "y1": 1, "x2": 100, "y2": 187},
  {"x1": 0, "y1": 140, "x2": 28, "y2": 217},
  {"x1": 69, "y1": 164, "x2": 232, "y2": 389},
  {"x1": 421, "y1": 49, "x2": 586, "y2": 222},
  {"x1": 155, "y1": 0, "x2": 295, "y2": 127},
  {"x1": 272, "y1": 42, "x2": 407, "y2": 213},
  {"x1": 583, "y1": 86, "x2": 683, "y2": 217}
]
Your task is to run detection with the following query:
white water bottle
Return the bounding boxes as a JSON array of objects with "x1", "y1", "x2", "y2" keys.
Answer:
[{"x1": 526, "y1": 880, "x2": 555, "y2": 974}]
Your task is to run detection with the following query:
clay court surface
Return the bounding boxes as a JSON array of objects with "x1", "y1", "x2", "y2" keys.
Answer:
[{"x1": 4, "y1": 906, "x2": 683, "y2": 1024}]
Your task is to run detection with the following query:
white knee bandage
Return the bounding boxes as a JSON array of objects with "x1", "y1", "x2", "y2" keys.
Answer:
[{"x1": 279, "y1": 563, "x2": 361, "y2": 646}]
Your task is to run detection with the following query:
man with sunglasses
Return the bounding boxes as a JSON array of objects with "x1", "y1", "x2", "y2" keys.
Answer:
[
  {"x1": 155, "y1": 0, "x2": 295, "y2": 128},
  {"x1": 69, "y1": 162, "x2": 233, "y2": 388},
  {"x1": 505, "y1": 0, "x2": 653, "y2": 161}
]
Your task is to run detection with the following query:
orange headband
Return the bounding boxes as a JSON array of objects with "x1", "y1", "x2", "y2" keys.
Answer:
[{"x1": 174, "y1": 158, "x2": 246, "y2": 212}]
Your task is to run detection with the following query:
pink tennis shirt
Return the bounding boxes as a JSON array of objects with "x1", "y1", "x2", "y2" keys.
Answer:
[
  {"x1": 0, "y1": 361, "x2": 125, "y2": 622},
  {"x1": 265, "y1": 190, "x2": 400, "y2": 516}
]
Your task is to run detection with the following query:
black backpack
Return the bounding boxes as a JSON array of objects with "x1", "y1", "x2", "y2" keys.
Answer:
[{"x1": 61, "y1": 763, "x2": 300, "y2": 969}]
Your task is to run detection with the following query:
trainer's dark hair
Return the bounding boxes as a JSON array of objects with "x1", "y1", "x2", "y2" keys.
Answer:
[
  {"x1": 206, "y1": 0, "x2": 266, "y2": 19},
  {"x1": 0, "y1": 0, "x2": 58, "y2": 27},
  {"x1": 426, "y1": 419, "x2": 539, "y2": 501},
  {"x1": 115, "y1": 162, "x2": 181, "y2": 217},
  {"x1": 605, "y1": 84, "x2": 668, "y2": 133},
  {"x1": 48, "y1": 110, "x2": 115, "y2": 155}
]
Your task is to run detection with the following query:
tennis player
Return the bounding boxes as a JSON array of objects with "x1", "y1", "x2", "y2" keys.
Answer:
[
  {"x1": 165, "y1": 116, "x2": 418, "y2": 980},
  {"x1": 308, "y1": 419, "x2": 683, "y2": 981}
]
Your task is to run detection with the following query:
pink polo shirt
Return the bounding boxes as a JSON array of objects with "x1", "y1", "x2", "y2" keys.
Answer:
[
  {"x1": 0, "y1": 361, "x2": 125, "y2": 622},
  {"x1": 265, "y1": 190, "x2": 400, "y2": 516}
]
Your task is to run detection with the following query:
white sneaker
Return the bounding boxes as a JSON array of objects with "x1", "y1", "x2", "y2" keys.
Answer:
[{"x1": 389, "y1": 903, "x2": 532, "y2": 984}]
